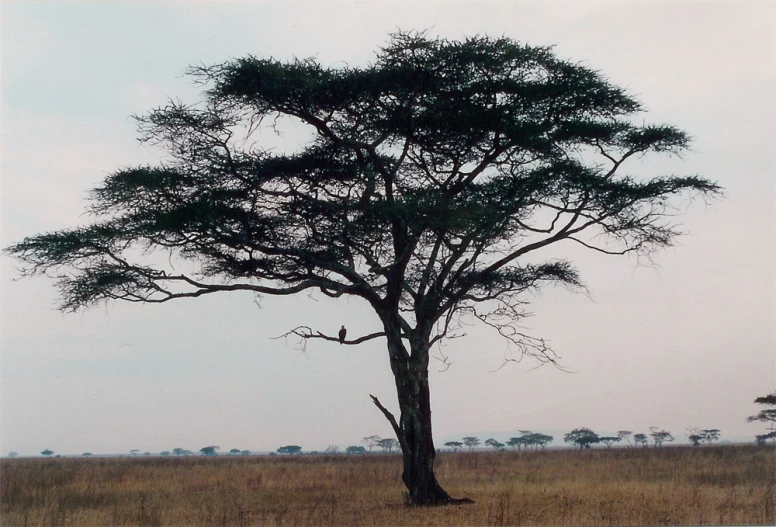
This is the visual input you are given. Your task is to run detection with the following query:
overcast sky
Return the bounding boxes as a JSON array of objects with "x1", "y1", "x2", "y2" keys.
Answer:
[{"x1": 1, "y1": 0, "x2": 774, "y2": 456}]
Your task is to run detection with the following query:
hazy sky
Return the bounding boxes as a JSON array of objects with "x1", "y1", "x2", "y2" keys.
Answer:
[{"x1": 1, "y1": 0, "x2": 774, "y2": 456}]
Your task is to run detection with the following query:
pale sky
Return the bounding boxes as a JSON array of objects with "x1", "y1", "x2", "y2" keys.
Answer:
[{"x1": 1, "y1": 0, "x2": 774, "y2": 456}]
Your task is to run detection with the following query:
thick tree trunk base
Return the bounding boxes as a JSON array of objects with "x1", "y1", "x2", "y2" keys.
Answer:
[{"x1": 403, "y1": 474, "x2": 475, "y2": 506}]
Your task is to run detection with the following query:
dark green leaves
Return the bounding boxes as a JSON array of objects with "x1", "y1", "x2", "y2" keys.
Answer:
[{"x1": 5, "y1": 31, "x2": 720, "y2": 336}]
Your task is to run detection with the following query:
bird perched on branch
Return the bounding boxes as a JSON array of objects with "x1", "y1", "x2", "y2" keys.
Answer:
[{"x1": 338, "y1": 325, "x2": 347, "y2": 345}]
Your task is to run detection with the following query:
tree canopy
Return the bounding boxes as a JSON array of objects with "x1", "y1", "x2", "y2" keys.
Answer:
[
  {"x1": 7, "y1": 32, "x2": 718, "y2": 359},
  {"x1": 564, "y1": 428, "x2": 600, "y2": 449},
  {"x1": 748, "y1": 393, "x2": 776, "y2": 427}
]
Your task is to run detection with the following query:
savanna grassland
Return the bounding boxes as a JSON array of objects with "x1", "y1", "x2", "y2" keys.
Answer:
[{"x1": 1, "y1": 445, "x2": 773, "y2": 526}]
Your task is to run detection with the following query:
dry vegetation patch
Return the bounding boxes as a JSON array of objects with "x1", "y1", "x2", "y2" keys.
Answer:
[{"x1": 1, "y1": 444, "x2": 773, "y2": 526}]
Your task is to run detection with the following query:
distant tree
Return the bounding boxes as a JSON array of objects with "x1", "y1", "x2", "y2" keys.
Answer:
[
  {"x1": 130, "y1": 449, "x2": 140, "y2": 456},
  {"x1": 463, "y1": 437, "x2": 481, "y2": 452},
  {"x1": 599, "y1": 436, "x2": 622, "y2": 449},
  {"x1": 160, "y1": 451, "x2": 171, "y2": 456},
  {"x1": 519, "y1": 431, "x2": 553, "y2": 450},
  {"x1": 649, "y1": 428, "x2": 674, "y2": 447},
  {"x1": 687, "y1": 428, "x2": 704, "y2": 447},
  {"x1": 41, "y1": 449, "x2": 54, "y2": 457},
  {"x1": 82, "y1": 452, "x2": 93, "y2": 457},
  {"x1": 484, "y1": 438, "x2": 505, "y2": 451},
  {"x1": 617, "y1": 430, "x2": 633, "y2": 447},
  {"x1": 229, "y1": 448, "x2": 242, "y2": 455},
  {"x1": 241, "y1": 450, "x2": 252, "y2": 456},
  {"x1": 172, "y1": 448, "x2": 186, "y2": 456},
  {"x1": 506, "y1": 437, "x2": 524, "y2": 451},
  {"x1": 324, "y1": 445, "x2": 340, "y2": 455},
  {"x1": 633, "y1": 433, "x2": 649, "y2": 447},
  {"x1": 444, "y1": 441, "x2": 463, "y2": 452},
  {"x1": 346, "y1": 445, "x2": 367, "y2": 454},
  {"x1": 362, "y1": 435, "x2": 381, "y2": 452},
  {"x1": 277, "y1": 445, "x2": 303, "y2": 455},
  {"x1": 533, "y1": 434, "x2": 554, "y2": 450},
  {"x1": 200, "y1": 445, "x2": 220, "y2": 456},
  {"x1": 564, "y1": 428, "x2": 600, "y2": 449},
  {"x1": 8, "y1": 452, "x2": 18, "y2": 458},
  {"x1": 377, "y1": 438, "x2": 399, "y2": 453},
  {"x1": 701, "y1": 429, "x2": 721, "y2": 445},
  {"x1": 748, "y1": 393, "x2": 776, "y2": 443},
  {"x1": 523, "y1": 432, "x2": 541, "y2": 450}
]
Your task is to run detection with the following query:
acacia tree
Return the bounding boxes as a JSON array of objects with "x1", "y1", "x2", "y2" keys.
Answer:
[
  {"x1": 748, "y1": 392, "x2": 776, "y2": 430},
  {"x1": 378, "y1": 438, "x2": 399, "y2": 453},
  {"x1": 649, "y1": 428, "x2": 674, "y2": 448},
  {"x1": 617, "y1": 430, "x2": 633, "y2": 447},
  {"x1": 362, "y1": 435, "x2": 381, "y2": 452},
  {"x1": 444, "y1": 441, "x2": 463, "y2": 452},
  {"x1": 462, "y1": 437, "x2": 481, "y2": 452},
  {"x1": 599, "y1": 436, "x2": 622, "y2": 449},
  {"x1": 701, "y1": 429, "x2": 720, "y2": 444},
  {"x1": 484, "y1": 438, "x2": 505, "y2": 451},
  {"x1": 5, "y1": 32, "x2": 719, "y2": 505},
  {"x1": 507, "y1": 437, "x2": 524, "y2": 451},
  {"x1": 564, "y1": 428, "x2": 600, "y2": 449},
  {"x1": 200, "y1": 445, "x2": 220, "y2": 456}
]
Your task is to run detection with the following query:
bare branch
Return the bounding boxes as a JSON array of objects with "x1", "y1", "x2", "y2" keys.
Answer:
[
  {"x1": 272, "y1": 326, "x2": 392, "y2": 346},
  {"x1": 369, "y1": 394, "x2": 406, "y2": 452}
]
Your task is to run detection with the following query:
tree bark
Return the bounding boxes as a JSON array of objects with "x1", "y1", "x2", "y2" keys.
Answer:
[{"x1": 374, "y1": 330, "x2": 473, "y2": 506}]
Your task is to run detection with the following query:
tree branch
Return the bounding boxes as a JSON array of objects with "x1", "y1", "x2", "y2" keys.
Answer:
[
  {"x1": 369, "y1": 394, "x2": 406, "y2": 452},
  {"x1": 273, "y1": 326, "x2": 391, "y2": 346}
]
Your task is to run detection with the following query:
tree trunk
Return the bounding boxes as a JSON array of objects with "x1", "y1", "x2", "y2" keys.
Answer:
[{"x1": 373, "y1": 330, "x2": 472, "y2": 506}]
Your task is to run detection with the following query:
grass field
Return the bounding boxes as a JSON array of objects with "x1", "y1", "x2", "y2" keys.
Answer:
[{"x1": 1, "y1": 444, "x2": 773, "y2": 526}]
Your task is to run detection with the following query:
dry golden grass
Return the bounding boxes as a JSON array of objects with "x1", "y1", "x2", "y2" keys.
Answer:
[{"x1": 1, "y1": 444, "x2": 773, "y2": 526}]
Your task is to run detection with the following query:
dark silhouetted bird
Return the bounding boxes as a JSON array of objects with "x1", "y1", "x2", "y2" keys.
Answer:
[{"x1": 338, "y1": 325, "x2": 347, "y2": 345}]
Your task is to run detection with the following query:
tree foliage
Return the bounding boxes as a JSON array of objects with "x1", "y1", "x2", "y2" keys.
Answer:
[
  {"x1": 564, "y1": 428, "x2": 600, "y2": 449},
  {"x1": 748, "y1": 393, "x2": 776, "y2": 426},
  {"x1": 506, "y1": 430, "x2": 553, "y2": 450},
  {"x1": 463, "y1": 437, "x2": 481, "y2": 451},
  {"x1": 649, "y1": 428, "x2": 674, "y2": 448},
  {"x1": 444, "y1": 441, "x2": 463, "y2": 452},
  {"x1": 362, "y1": 435, "x2": 381, "y2": 452},
  {"x1": 377, "y1": 438, "x2": 399, "y2": 453},
  {"x1": 6, "y1": 32, "x2": 718, "y2": 353},
  {"x1": 599, "y1": 436, "x2": 622, "y2": 449},
  {"x1": 484, "y1": 438, "x2": 505, "y2": 450}
]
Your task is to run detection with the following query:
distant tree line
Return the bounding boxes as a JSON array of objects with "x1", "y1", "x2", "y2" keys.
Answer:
[
  {"x1": 439, "y1": 427, "x2": 727, "y2": 452},
  {"x1": 15, "y1": 393, "x2": 772, "y2": 459}
]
